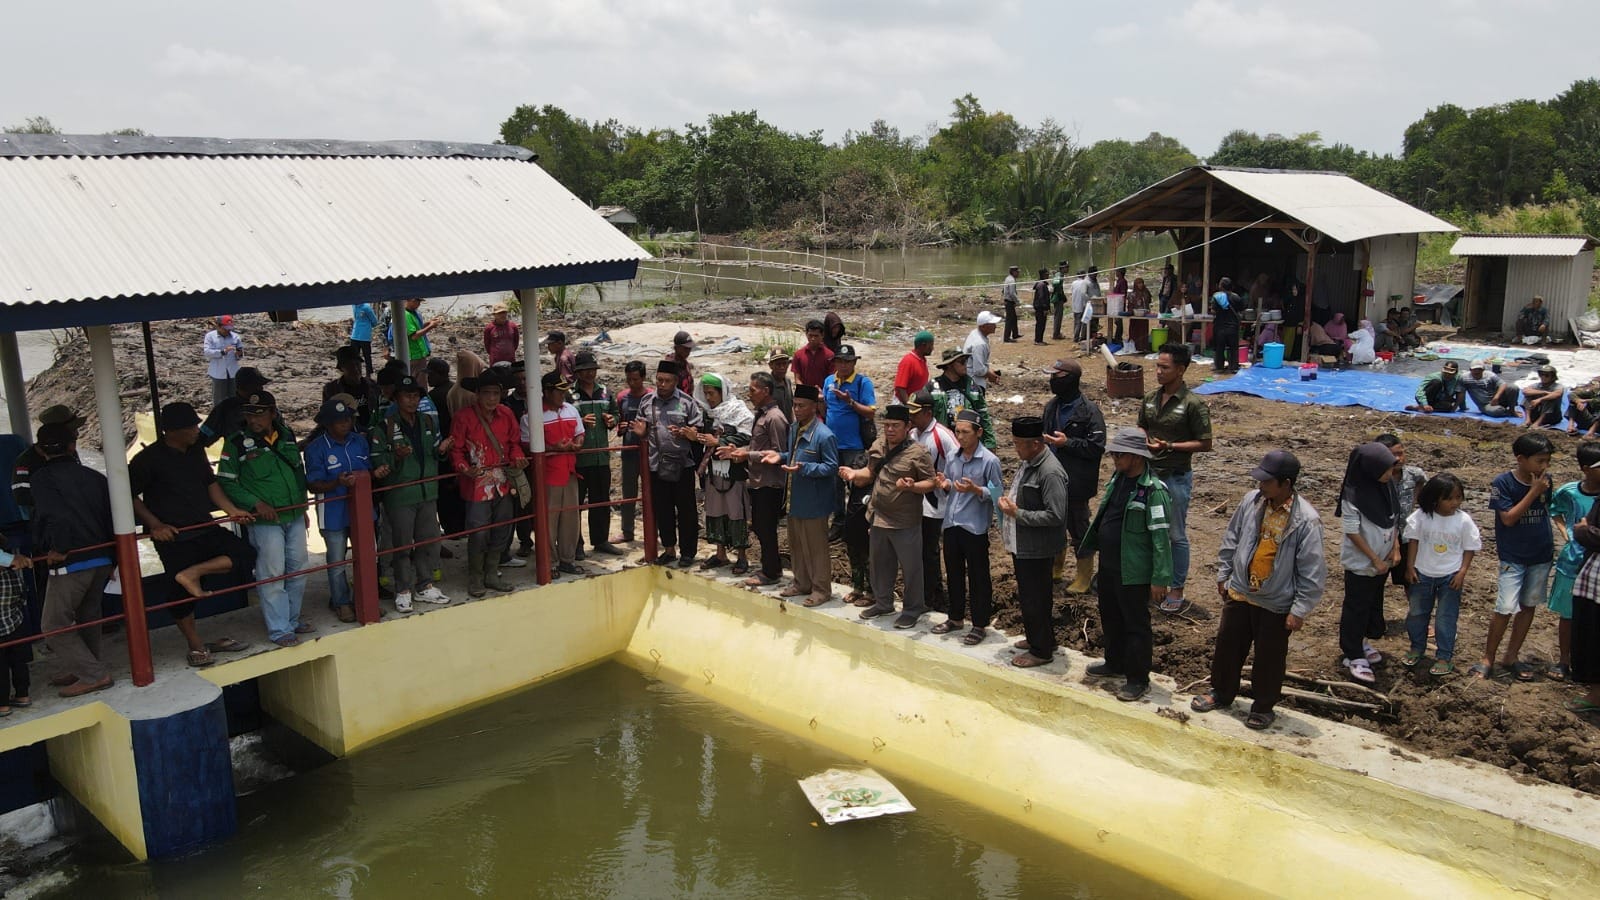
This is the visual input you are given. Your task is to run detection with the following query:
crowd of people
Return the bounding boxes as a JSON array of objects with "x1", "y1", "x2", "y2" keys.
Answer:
[{"x1": 6, "y1": 295, "x2": 1600, "y2": 730}]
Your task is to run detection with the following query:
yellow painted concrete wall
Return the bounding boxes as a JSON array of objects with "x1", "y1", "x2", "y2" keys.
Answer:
[
  {"x1": 621, "y1": 574, "x2": 1598, "y2": 899},
  {"x1": 45, "y1": 711, "x2": 145, "y2": 861}
]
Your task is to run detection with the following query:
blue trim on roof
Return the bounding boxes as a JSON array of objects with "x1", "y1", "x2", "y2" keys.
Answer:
[{"x1": 0, "y1": 260, "x2": 638, "y2": 331}]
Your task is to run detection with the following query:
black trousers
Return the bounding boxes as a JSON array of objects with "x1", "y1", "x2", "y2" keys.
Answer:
[
  {"x1": 1073, "y1": 309, "x2": 1090, "y2": 342},
  {"x1": 1066, "y1": 494, "x2": 1092, "y2": 550},
  {"x1": 1211, "y1": 599, "x2": 1290, "y2": 714},
  {"x1": 0, "y1": 641, "x2": 30, "y2": 702},
  {"x1": 1421, "y1": 381, "x2": 1462, "y2": 412},
  {"x1": 577, "y1": 466, "x2": 611, "y2": 547},
  {"x1": 1015, "y1": 555, "x2": 1056, "y2": 658},
  {"x1": 1003, "y1": 302, "x2": 1020, "y2": 341},
  {"x1": 1051, "y1": 303, "x2": 1066, "y2": 339},
  {"x1": 1213, "y1": 328, "x2": 1240, "y2": 371},
  {"x1": 750, "y1": 486, "x2": 785, "y2": 579},
  {"x1": 651, "y1": 472, "x2": 698, "y2": 559},
  {"x1": 1033, "y1": 306, "x2": 1049, "y2": 342},
  {"x1": 1096, "y1": 555, "x2": 1152, "y2": 685},
  {"x1": 620, "y1": 447, "x2": 641, "y2": 540},
  {"x1": 921, "y1": 516, "x2": 945, "y2": 606},
  {"x1": 943, "y1": 526, "x2": 992, "y2": 627},
  {"x1": 349, "y1": 339, "x2": 373, "y2": 377},
  {"x1": 1340, "y1": 570, "x2": 1387, "y2": 662}
]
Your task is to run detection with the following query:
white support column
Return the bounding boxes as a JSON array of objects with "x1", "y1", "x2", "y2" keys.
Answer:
[
  {"x1": 0, "y1": 332, "x2": 29, "y2": 437},
  {"x1": 516, "y1": 288, "x2": 545, "y2": 452},
  {"x1": 87, "y1": 326, "x2": 137, "y2": 534},
  {"x1": 390, "y1": 299, "x2": 410, "y2": 368}
]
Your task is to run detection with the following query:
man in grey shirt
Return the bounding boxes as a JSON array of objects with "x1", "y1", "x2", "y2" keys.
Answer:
[
  {"x1": 1461, "y1": 359, "x2": 1517, "y2": 417},
  {"x1": 963, "y1": 311, "x2": 1003, "y2": 393},
  {"x1": 1001, "y1": 266, "x2": 1021, "y2": 342},
  {"x1": 631, "y1": 360, "x2": 706, "y2": 568}
]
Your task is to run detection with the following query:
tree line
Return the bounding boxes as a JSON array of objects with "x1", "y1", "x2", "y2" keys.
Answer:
[{"x1": 499, "y1": 78, "x2": 1600, "y2": 245}]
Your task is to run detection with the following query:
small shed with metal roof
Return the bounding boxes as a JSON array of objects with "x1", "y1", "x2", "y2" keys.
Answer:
[
  {"x1": 1071, "y1": 166, "x2": 1457, "y2": 359},
  {"x1": 1449, "y1": 233, "x2": 1598, "y2": 338}
]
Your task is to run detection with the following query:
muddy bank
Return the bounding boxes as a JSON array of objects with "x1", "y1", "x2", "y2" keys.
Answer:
[{"x1": 24, "y1": 290, "x2": 1600, "y2": 795}]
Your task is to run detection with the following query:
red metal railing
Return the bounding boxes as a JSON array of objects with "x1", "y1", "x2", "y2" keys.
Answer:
[{"x1": 2, "y1": 442, "x2": 653, "y2": 691}]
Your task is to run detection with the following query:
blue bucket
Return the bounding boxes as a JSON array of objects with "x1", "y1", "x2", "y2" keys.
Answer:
[{"x1": 1261, "y1": 342, "x2": 1285, "y2": 369}]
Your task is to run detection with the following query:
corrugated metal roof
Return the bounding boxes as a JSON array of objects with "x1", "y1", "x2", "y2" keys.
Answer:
[
  {"x1": 0, "y1": 143, "x2": 649, "y2": 318},
  {"x1": 1070, "y1": 166, "x2": 1457, "y2": 244},
  {"x1": 1449, "y1": 234, "x2": 1599, "y2": 257}
]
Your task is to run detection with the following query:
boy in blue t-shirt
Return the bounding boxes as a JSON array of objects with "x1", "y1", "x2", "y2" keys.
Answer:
[
  {"x1": 1477, "y1": 432, "x2": 1555, "y2": 681},
  {"x1": 1548, "y1": 441, "x2": 1600, "y2": 680}
]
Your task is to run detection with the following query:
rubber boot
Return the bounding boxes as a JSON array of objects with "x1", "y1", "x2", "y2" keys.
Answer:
[
  {"x1": 467, "y1": 553, "x2": 488, "y2": 598},
  {"x1": 1052, "y1": 548, "x2": 1070, "y2": 583},
  {"x1": 483, "y1": 557, "x2": 514, "y2": 593},
  {"x1": 1066, "y1": 556, "x2": 1095, "y2": 594}
]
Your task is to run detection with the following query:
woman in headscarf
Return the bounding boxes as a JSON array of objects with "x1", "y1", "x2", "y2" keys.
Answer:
[
  {"x1": 823, "y1": 312, "x2": 847, "y2": 356},
  {"x1": 1325, "y1": 313, "x2": 1352, "y2": 352},
  {"x1": 449, "y1": 349, "x2": 487, "y2": 417},
  {"x1": 695, "y1": 373, "x2": 755, "y2": 574},
  {"x1": 1348, "y1": 319, "x2": 1377, "y2": 365},
  {"x1": 1336, "y1": 441, "x2": 1399, "y2": 684}
]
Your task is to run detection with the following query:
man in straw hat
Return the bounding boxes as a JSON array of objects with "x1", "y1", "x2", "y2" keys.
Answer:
[
  {"x1": 483, "y1": 302, "x2": 520, "y2": 366},
  {"x1": 1000, "y1": 415, "x2": 1069, "y2": 667},
  {"x1": 450, "y1": 368, "x2": 528, "y2": 597},
  {"x1": 760, "y1": 384, "x2": 838, "y2": 607},
  {"x1": 1077, "y1": 427, "x2": 1173, "y2": 702},
  {"x1": 839, "y1": 403, "x2": 937, "y2": 629},
  {"x1": 1192, "y1": 449, "x2": 1326, "y2": 730}
]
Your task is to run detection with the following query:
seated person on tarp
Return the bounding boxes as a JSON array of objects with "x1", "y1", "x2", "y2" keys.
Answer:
[
  {"x1": 1409, "y1": 361, "x2": 1464, "y2": 414},
  {"x1": 1521, "y1": 364, "x2": 1566, "y2": 428},
  {"x1": 1461, "y1": 360, "x2": 1518, "y2": 418},
  {"x1": 1348, "y1": 320, "x2": 1376, "y2": 365},
  {"x1": 1383, "y1": 307, "x2": 1423, "y2": 351},
  {"x1": 1516, "y1": 296, "x2": 1550, "y2": 343},
  {"x1": 1305, "y1": 320, "x2": 1348, "y2": 363},
  {"x1": 1568, "y1": 383, "x2": 1600, "y2": 438}
]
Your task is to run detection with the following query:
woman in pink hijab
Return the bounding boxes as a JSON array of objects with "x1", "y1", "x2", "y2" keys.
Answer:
[{"x1": 1324, "y1": 312, "x2": 1352, "y2": 351}]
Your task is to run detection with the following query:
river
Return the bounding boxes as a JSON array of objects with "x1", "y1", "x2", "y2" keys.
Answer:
[{"x1": 23, "y1": 664, "x2": 1162, "y2": 898}]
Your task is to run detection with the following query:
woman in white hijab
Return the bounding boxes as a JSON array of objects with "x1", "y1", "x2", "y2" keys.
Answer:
[
  {"x1": 1349, "y1": 318, "x2": 1377, "y2": 365},
  {"x1": 694, "y1": 373, "x2": 754, "y2": 573}
]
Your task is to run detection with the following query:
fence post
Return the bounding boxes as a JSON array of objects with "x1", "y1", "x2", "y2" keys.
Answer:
[
  {"x1": 349, "y1": 471, "x2": 381, "y2": 624},
  {"x1": 639, "y1": 442, "x2": 657, "y2": 563},
  {"x1": 532, "y1": 454, "x2": 552, "y2": 585},
  {"x1": 116, "y1": 533, "x2": 155, "y2": 686}
]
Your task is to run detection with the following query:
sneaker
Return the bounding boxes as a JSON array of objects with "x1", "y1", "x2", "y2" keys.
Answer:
[
  {"x1": 892, "y1": 614, "x2": 922, "y2": 630},
  {"x1": 395, "y1": 592, "x2": 414, "y2": 613},
  {"x1": 516, "y1": 544, "x2": 533, "y2": 558},
  {"x1": 592, "y1": 542, "x2": 624, "y2": 556},
  {"x1": 557, "y1": 562, "x2": 582, "y2": 575},
  {"x1": 1362, "y1": 641, "x2": 1384, "y2": 666},
  {"x1": 674, "y1": 556, "x2": 695, "y2": 569},
  {"x1": 501, "y1": 556, "x2": 528, "y2": 568},
  {"x1": 1086, "y1": 661, "x2": 1122, "y2": 678},
  {"x1": 415, "y1": 585, "x2": 450, "y2": 605},
  {"x1": 575, "y1": 546, "x2": 587, "y2": 561},
  {"x1": 1115, "y1": 681, "x2": 1150, "y2": 702},
  {"x1": 656, "y1": 552, "x2": 678, "y2": 566}
]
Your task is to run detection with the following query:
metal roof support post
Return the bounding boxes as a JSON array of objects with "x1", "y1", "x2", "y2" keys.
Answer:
[
  {"x1": 1301, "y1": 240, "x2": 1322, "y2": 364},
  {"x1": 390, "y1": 299, "x2": 410, "y2": 369},
  {"x1": 87, "y1": 325, "x2": 154, "y2": 686},
  {"x1": 0, "y1": 332, "x2": 28, "y2": 437},
  {"x1": 516, "y1": 288, "x2": 545, "y2": 454}
]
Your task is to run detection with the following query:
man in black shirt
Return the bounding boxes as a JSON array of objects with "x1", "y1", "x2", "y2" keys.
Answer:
[
  {"x1": 200, "y1": 367, "x2": 272, "y2": 448},
  {"x1": 324, "y1": 345, "x2": 382, "y2": 427},
  {"x1": 130, "y1": 403, "x2": 255, "y2": 667}
]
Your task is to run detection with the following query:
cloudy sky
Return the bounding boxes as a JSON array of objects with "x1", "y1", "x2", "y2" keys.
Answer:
[{"x1": 3, "y1": 0, "x2": 1594, "y2": 156}]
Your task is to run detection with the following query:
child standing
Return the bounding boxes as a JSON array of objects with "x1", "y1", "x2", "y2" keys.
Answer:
[
  {"x1": 1403, "y1": 474, "x2": 1480, "y2": 676},
  {"x1": 1376, "y1": 433, "x2": 1427, "y2": 592},
  {"x1": 1338, "y1": 441, "x2": 1400, "y2": 685},
  {"x1": 1547, "y1": 442, "x2": 1600, "y2": 680},
  {"x1": 0, "y1": 538, "x2": 31, "y2": 714},
  {"x1": 1476, "y1": 433, "x2": 1556, "y2": 680}
]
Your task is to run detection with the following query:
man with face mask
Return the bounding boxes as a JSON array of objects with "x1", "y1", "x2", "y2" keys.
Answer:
[{"x1": 1041, "y1": 359, "x2": 1106, "y2": 592}]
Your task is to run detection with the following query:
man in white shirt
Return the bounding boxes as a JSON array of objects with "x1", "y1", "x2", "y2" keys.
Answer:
[
  {"x1": 203, "y1": 316, "x2": 244, "y2": 406},
  {"x1": 1069, "y1": 272, "x2": 1091, "y2": 343},
  {"x1": 963, "y1": 311, "x2": 1003, "y2": 393}
]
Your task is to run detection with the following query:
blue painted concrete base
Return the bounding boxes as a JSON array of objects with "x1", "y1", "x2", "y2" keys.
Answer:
[{"x1": 130, "y1": 695, "x2": 236, "y2": 859}]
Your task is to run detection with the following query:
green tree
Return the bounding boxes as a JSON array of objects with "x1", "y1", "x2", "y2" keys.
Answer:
[
  {"x1": 4, "y1": 115, "x2": 59, "y2": 134},
  {"x1": 922, "y1": 94, "x2": 1021, "y2": 215},
  {"x1": 1551, "y1": 78, "x2": 1600, "y2": 196},
  {"x1": 498, "y1": 104, "x2": 617, "y2": 204},
  {"x1": 1081, "y1": 132, "x2": 1198, "y2": 209},
  {"x1": 1000, "y1": 140, "x2": 1094, "y2": 236}
]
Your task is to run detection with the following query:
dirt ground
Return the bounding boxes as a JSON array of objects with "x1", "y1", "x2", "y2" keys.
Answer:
[{"x1": 27, "y1": 288, "x2": 1600, "y2": 795}]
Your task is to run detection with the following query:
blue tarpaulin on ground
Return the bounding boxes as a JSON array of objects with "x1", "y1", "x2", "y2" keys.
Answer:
[{"x1": 1190, "y1": 365, "x2": 1518, "y2": 423}]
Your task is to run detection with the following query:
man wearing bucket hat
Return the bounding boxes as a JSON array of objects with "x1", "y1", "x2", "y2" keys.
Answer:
[
  {"x1": 451, "y1": 368, "x2": 528, "y2": 596},
  {"x1": 11, "y1": 405, "x2": 85, "y2": 524},
  {"x1": 931, "y1": 347, "x2": 995, "y2": 450},
  {"x1": 570, "y1": 352, "x2": 622, "y2": 559},
  {"x1": 1000, "y1": 415, "x2": 1069, "y2": 667},
  {"x1": 371, "y1": 376, "x2": 454, "y2": 613},
  {"x1": 218, "y1": 391, "x2": 314, "y2": 647},
  {"x1": 1521, "y1": 364, "x2": 1566, "y2": 428},
  {"x1": 1076, "y1": 427, "x2": 1173, "y2": 701},
  {"x1": 1193, "y1": 450, "x2": 1326, "y2": 730},
  {"x1": 963, "y1": 312, "x2": 1003, "y2": 392},
  {"x1": 1409, "y1": 361, "x2": 1465, "y2": 414},
  {"x1": 893, "y1": 332, "x2": 935, "y2": 404},
  {"x1": 840, "y1": 403, "x2": 938, "y2": 629},
  {"x1": 203, "y1": 315, "x2": 244, "y2": 406},
  {"x1": 304, "y1": 396, "x2": 388, "y2": 615},
  {"x1": 540, "y1": 370, "x2": 586, "y2": 575},
  {"x1": 1042, "y1": 358, "x2": 1106, "y2": 592}
]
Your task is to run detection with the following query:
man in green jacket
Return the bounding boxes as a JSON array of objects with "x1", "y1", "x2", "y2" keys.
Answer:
[
  {"x1": 1078, "y1": 427, "x2": 1174, "y2": 702},
  {"x1": 931, "y1": 348, "x2": 996, "y2": 450},
  {"x1": 370, "y1": 376, "x2": 455, "y2": 612},
  {"x1": 1409, "y1": 360, "x2": 1464, "y2": 414},
  {"x1": 218, "y1": 391, "x2": 313, "y2": 647}
]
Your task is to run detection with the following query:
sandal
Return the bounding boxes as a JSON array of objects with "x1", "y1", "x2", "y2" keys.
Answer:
[
  {"x1": 1468, "y1": 662, "x2": 1493, "y2": 679},
  {"x1": 1548, "y1": 663, "x2": 1572, "y2": 682},
  {"x1": 1344, "y1": 657, "x2": 1376, "y2": 685},
  {"x1": 1429, "y1": 660, "x2": 1455, "y2": 677},
  {"x1": 1013, "y1": 639, "x2": 1031, "y2": 651},
  {"x1": 742, "y1": 573, "x2": 775, "y2": 587},
  {"x1": 698, "y1": 557, "x2": 729, "y2": 571},
  {"x1": 1190, "y1": 692, "x2": 1231, "y2": 713},
  {"x1": 730, "y1": 562, "x2": 751, "y2": 576},
  {"x1": 10, "y1": 697, "x2": 30, "y2": 708},
  {"x1": 1010, "y1": 652, "x2": 1053, "y2": 668},
  {"x1": 1158, "y1": 594, "x2": 1190, "y2": 615},
  {"x1": 802, "y1": 595, "x2": 830, "y2": 608},
  {"x1": 850, "y1": 593, "x2": 876, "y2": 608},
  {"x1": 1565, "y1": 698, "x2": 1600, "y2": 713},
  {"x1": 272, "y1": 635, "x2": 300, "y2": 648},
  {"x1": 931, "y1": 620, "x2": 963, "y2": 635},
  {"x1": 1245, "y1": 711, "x2": 1277, "y2": 730},
  {"x1": 1510, "y1": 661, "x2": 1538, "y2": 682},
  {"x1": 1402, "y1": 651, "x2": 1424, "y2": 669},
  {"x1": 207, "y1": 638, "x2": 250, "y2": 653},
  {"x1": 187, "y1": 649, "x2": 215, "y2": 668},
  {"x1": 961, "y1": 628, "x2": 987, "y2": 646}
]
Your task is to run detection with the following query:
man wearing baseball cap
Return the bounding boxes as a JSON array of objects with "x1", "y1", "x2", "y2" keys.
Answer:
[
  {"x1": 305, "y1": 396, "x2": 388, "y2": 615},
  {"x1": 766, "y1": 347, "x2": 795, "y2": 421},
  {"x1": 1461, "y1": 359, "x2": 1517, "y2": 418},
  {"x1": 1193, "y1": 450, "x2": 1327, "y2": 730},
  {"x1": 10, "y1": 405, "x2": 84, "y2": 523},
  {"x1": 963, "y1": 311, "x2": 1003, "y2": 392},
  {"x1": 1521, "y1": 364, "x2": 1566, "y2": 428},
  {"x1": 1409, "y1": 360, "x2": 1464, "y2": 414},
  {"x1": 218, "y1": 391, "x2": 314, "y2": 647},
  {"x1": 663, "y1": 330, "x2": 700, "y2": 403},
  {"x1": 204, "y1": 315, "x2": 244, "y2": 406}
]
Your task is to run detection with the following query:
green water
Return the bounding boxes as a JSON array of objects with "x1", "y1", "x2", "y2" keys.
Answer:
[{"x1": 40, "y1": 665, "x2": 1165, "y2": 899}]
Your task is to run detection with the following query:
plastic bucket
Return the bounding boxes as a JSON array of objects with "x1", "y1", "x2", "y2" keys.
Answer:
[
  {"x1": 1149, "y1": 328, "x2": 1168, "y2": 353},
  {"x1": 1262, "y1": 342, "x2": 1285, "y2": 369},
  {"x1": 1237, "y1": 344, "x2": 1250, "y2": 364}
]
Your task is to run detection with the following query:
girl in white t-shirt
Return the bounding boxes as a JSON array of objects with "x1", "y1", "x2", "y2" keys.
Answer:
[{"x1": 1404, "y1": 473, "x2": 1481, "y2": 676}]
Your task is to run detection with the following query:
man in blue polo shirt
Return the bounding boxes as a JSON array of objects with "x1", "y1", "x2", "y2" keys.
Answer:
[
  {"x1": 304, "y1": 397, "x2": 388, "y2": 617},
  {"x1": 823, "y1": 344, "x2": 876, "y2": 604}
]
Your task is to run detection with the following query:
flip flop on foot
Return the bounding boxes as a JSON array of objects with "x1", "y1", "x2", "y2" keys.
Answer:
[
  {"x1": 961, "y1": 628, "x2": 988, "y2": 646},
  {"x1": 207, "y1": 638, "x2": 250, "y2": 653},
  {"x1": 1011, "y1": 652, "x2": 1052, "y2": 668},
  {"x1": 1510, "y1": 661, "x2": 1538, "y2": 682},
  {"x1": 778, "y1": 585, "x2": 807, "y2": 598},
  {"x1": 1012, "y1": 639, "x2": 1031, "y2": 651},
  {"x1": 1565, "y1": 697, "x2": 1600, "y2": 713},
  {"x1": 1190, "y1": 692, "x2": 1230, "y2": 713},
  {"x1": 1245, "y1": 710, "x2": 1277, "y2": 730},
  {"x1": 802, "y1": 595, "x2": 831, "y2": 608},
  {"x1": 1158, "y1": 594, "x2": 1189, "y2": 615},
  {"x1": 930, "y1": 620, "x2": 963, "y2": 635},
  {"x1": 1402, "y1": 650, "x2": 1424, "y2": 669},
  {"x1": 1429, "y1": 660, "x2": 1455, "y2": 677},
  {"x1": 187, "y1": 649, "x2": 214, "y2": 668}
]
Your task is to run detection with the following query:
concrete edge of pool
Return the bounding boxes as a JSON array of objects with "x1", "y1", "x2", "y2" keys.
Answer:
[{"x1": 9, "y1": 566, "x2": 1599, "y2": 896}]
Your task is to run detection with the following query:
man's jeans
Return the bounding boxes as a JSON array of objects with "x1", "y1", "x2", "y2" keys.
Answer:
[
  {"x1": 1158, "y1": 470, "x2": 1193, "y2": 590},
  {"x1": 251, "y1": 518, "x2": 309, "y2": 641},
  {"x1": 321, "y1": 528, "x2": 350, "y2": 608}
]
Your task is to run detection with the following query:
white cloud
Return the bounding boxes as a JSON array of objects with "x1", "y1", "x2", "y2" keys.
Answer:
[
  {"x1": 1178, "y1": 0, "x2": 1378, "y2": 59},
  {"x1": 1092, "y1": 23, "x2": 1140, "y2": 44}
]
